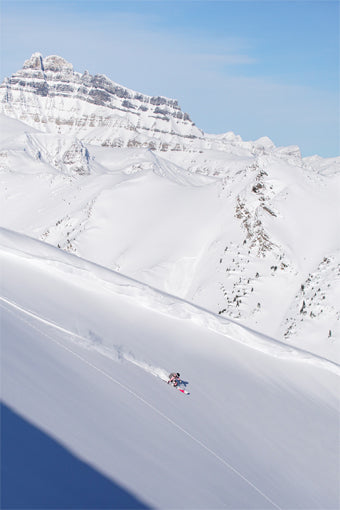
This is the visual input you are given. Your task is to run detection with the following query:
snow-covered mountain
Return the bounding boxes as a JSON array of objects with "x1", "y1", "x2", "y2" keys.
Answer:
[
  {"x1": 1, "y1": 52, "x2": 339, "y2": 363},
  {"x1": 0, "y1": 52, "x2": 203, "y2": 151},
  {"x1": 0, "y1": 51, "x2": 279, "y2": 155},
  {"x1": 1, "y1": 53, "x2": 340, "y2": 509}
]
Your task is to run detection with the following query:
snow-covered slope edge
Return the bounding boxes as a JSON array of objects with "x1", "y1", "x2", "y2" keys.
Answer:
[
  {"x1": 1, "y1": 227, "x2": 339, "y2": 509},
  {"x1": 1, "y1": 227, "x2": 338, "y2": 374}
]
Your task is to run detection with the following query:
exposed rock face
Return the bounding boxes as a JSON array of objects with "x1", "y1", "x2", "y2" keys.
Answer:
[
  {"x1": 0, "y1": 53, "x2": 203, "y2": 150},
  {"x1": 0, "y1": 52, "x2": 287, "y2": 156},
  {"x1": 23, "y1": 52, "x2": 45, "y2": 70},
  {"x1": 281, "y1": 253, "x2": 340, "y2": 348}
]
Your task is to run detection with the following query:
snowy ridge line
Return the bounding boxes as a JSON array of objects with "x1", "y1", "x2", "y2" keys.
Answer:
[
  {"x1": 1, "y1": 299, "x2": 282, "y2": 510},
  {"x1": 1, "y1": 227, "x2": 339, "y2": 375}
]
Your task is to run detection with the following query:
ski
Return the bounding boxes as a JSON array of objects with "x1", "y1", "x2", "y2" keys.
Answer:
[{"x1": 176, "y1": 387, "x2": 190, "y2": 395}]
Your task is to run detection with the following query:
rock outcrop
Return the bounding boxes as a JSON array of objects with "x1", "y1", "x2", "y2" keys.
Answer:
[{"x1": 0, "y1": 52, "x2": 203, "y2": 150}]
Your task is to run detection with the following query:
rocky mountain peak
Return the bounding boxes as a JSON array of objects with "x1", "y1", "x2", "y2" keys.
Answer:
[
  {"x1": 43, "y1": 55, "x2": 74, "y2": 73},
  {"x1": 22, "y1": 52, "x2": 44, "y2": 71},
  {"x1": 0, "y1": 52, "x2": 202, "y2": 150},
  {"x1": 22, "y1": 52, "x2": 74, "y2": 74},
  {"x1": 23, "y1": 52, "x2": 44, "y2": 71}
]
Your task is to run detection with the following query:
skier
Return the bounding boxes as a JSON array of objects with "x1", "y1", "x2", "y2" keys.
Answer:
[{"x1": 168, "y1": 372, "x2": 181, "y2": 387}]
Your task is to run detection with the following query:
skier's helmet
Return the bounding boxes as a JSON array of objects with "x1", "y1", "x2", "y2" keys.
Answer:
[{"x1": 177, "y1": 372, "x2": 180, "y2": 377}]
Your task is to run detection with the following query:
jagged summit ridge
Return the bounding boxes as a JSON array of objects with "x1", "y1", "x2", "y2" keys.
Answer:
[
  {"x1": 1, "y1": 52, "x2": 307, "y2": 156},
  {"x1": 0, "y1": 52, "x2": 202, "y2": 150},
  {"x1": 23, "y1": 52, "x2": 74, "y2": 73},
  {"x1": 20, "y1": 52, "x2": 187, "y2": 114}
]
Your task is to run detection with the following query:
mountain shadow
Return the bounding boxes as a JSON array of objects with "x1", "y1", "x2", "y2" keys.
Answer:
[{"x1": 1, "y1": 403, "x2": 151, "y2": 509}]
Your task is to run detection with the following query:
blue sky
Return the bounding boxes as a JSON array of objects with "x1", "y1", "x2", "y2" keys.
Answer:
[{"x1": 0, "y1": 0, "x2": 338, "y2": 157}]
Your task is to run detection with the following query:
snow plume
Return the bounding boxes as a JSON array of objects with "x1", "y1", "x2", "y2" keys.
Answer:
[{"x1": 0, "y1": 292, "x2": 169, "y2": 381}]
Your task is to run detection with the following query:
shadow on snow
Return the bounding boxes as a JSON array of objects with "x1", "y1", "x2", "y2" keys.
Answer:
[{"x1": 1, "y1": 403, "x2": 151, "y2": 509}]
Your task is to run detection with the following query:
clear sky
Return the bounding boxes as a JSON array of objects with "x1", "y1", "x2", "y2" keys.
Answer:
[{"x1": 0, "y1": 0, "x2": 338, "y2": 157}]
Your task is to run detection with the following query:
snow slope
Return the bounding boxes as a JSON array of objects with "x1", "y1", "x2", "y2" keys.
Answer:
[
  {"x1": 1, "y1": 228, "x2": 339, "y2": 509},
  {"x1": 1, "y1": 112, "x2": 339, "y2": 362}
]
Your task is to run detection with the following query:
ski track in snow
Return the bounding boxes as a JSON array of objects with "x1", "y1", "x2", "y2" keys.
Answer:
[
  {"x1": 0, "y1": 296, "x2": 168, "y2": 382},
  {"x1": 0, "y1": 297, "x2": 282, "y2": 510},
  {"x1": 1, "y1": 230, "x2": 339, "y2": 376}
]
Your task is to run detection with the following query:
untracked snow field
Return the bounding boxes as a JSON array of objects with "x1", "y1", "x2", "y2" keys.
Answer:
[{"x1": 1, "y1": 228, "x2": 339, "y2": 509}]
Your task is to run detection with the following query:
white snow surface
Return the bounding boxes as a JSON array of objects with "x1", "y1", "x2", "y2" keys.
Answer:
[
  {"x1": 1, "y1": 54, "x2": 340, "y2": 508},
  {"x1": 1, "y1": 228, "x2": 339, "y2": 509}
]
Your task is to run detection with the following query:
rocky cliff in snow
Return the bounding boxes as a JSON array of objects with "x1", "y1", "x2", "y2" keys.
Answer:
[{"x1": 0, "y1": 52, "x2": 203, "y2": 151}]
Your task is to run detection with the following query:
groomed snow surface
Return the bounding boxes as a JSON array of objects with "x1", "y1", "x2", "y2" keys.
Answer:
[{"x1": 1, "y1": 228, "x2": 339, "y2": 509}]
